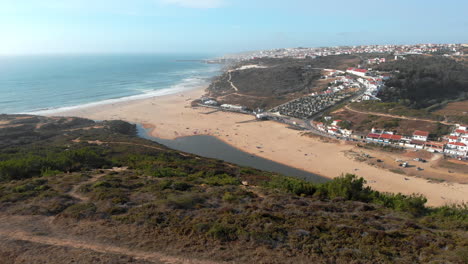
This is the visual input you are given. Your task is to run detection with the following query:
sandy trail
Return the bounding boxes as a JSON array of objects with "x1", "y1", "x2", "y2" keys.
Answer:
[
  {"x1": 67, "y1": 173, "x2": 106, "y2": 201},
  {"x1": 0, "y1": 226, "x2": 220, "y2": 264}
]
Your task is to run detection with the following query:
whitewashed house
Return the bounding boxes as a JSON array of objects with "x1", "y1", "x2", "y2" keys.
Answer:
[{"x1": 413, "y1": 130, "x2": 429, "y2": 142}]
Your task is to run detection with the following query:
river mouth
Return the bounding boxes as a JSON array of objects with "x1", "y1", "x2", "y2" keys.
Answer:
[{"x1": 137, "y1": 125, "x2": 328, "y2": 183}]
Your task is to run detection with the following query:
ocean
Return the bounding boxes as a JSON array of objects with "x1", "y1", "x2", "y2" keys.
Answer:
[{"x1": 0, "y1": 54, "x2": 221, "y2": 114}]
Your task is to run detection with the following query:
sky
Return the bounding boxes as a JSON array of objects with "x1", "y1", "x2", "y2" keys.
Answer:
[{"x1": 0, "y1": 0, "x2": 467, "y2": 55}]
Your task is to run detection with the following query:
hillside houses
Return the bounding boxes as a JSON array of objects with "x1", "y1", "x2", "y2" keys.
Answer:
[
  {"x1": 314, "y1": 120, "x2": 353, "y2": 138},
  {"x1": 444, "y1": 124, "x2": 468, "y2": 157},
  {"x1": 311, "y1": 118, "x2": 467, "y2": 158},
  {"x1": 363, "y1": 125, "x2": 468, "y2": 158}
]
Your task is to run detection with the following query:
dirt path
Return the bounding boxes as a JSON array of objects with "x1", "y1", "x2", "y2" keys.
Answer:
[
  {"x1": 67, "y1": 173, "x2": 106, "y2": 201},
  {"x1": 227, "y1": 72, "x2": 239, "y2": 92},
  {"x1": 0, "y1": 167, "x2": 225, "y2": 263},
  {"x1": 217, "y1": 92, "x2": 270, "y2": 100},
  {"x1": 344, "y1": 105, "x2": 456, "y2": 126},
  {"x1": 67, "y1": 167, "x2": 130, "y2": 201},
  {"x1": 0, "y1": 226, "x2": 221, "y2": 264}
]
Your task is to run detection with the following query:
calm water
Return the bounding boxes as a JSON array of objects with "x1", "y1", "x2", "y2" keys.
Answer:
[
  {"x1": 0, "y1": 54, "x2": 221, "y2": 114},
  {"x1": 137, "y1": 126, "x2": 328, "y2": 183}
]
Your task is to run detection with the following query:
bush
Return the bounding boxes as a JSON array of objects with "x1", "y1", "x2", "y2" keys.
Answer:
[
  {"x1": 62, "y1": 203, "x2": 97, "y2": 219},
  {"x1": 207, "y1": 223, "x2": 239, "y2": 241},
  {"x1": 165, "y1": 193, "x2": 205, "y2": 209},
  {"x1": 172, "y1": 181, "x2": 192, "y2": 191},
  {"x1": 104, "y1": 120, "x2": 137, "y2": 135},
  {"x1": 316, "y1": 174, "x2": 372, "y2": 201},
  {"x1": 222, "y1": 192, "x2": 237, "y2": 203},
  {"x1": 372, "y1": 192, "x2": 427, "y2": 216},
  {"x1": 0, "y1": 147, "x2": 112, "y2": 182},
  {"x1": 41, "y1": 168, "x2": 62, "y2": 177},
  {"x1": 204, "y1": 174, "x2": 240, "y2": 186}
]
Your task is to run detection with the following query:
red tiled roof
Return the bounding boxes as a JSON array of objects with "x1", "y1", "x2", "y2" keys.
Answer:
[
  {"x1": 367, "y1": 133, "x2": 381, "y2": 139},
  {"x1": 455, "y1": 129, "x2": 468, "y2": 134},
  {"x1": 450, "y1": 142, "x2": 467, "y2": 147},
  {"x1": 353, "y1": 69, "x2": 368, "y2": 73},
  {"x1": 413, "y1": 130, "x2": 429, "y2": 137},
  {"x1": 380, "y1": 134, "x2": 393, "y2": 139},
  {"x1": 449, "y1": 136, "x2": 458, "y2": 140},
  {"x1": 426, "y1": 141, "x2": 444, "y2": 147},
  {"x1": 390, "y1": 135, "x2": 402, "y2": 141},
  {"x1": 410, "y1": 140, "x2": 426, "y2": 145}
]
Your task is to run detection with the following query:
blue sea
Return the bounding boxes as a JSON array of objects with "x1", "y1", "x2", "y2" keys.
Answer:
[{"x1": 0, "y1": 54, "x2": 221, "y2": 114}]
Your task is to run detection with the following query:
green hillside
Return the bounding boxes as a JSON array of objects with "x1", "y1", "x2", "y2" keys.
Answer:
[{"x1": 0, "y1": 115, "x2": 466, "y2": 263}]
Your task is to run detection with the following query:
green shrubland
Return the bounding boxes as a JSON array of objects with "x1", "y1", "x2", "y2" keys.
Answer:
[{"x1": 0, "y1": 115, "x2": 466, "y2": 263}]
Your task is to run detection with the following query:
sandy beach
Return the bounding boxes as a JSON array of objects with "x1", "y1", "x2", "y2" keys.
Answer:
[{"x1": 50, "y1": 86, "x2": 468, "y2": 207}]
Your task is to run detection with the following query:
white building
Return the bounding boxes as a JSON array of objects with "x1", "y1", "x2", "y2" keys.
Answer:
[
  {"x1": 444, "y1": 142, "x2": 468, "y2": 157},
  {"x1": 346, "y1": 67, "x2": 368, "y2": 77},
  {"x1": 221, "y1": 104, "x2": 246, "y2": 111},
  {"x1": 413, "y1": 130, "x2": 429, "y2": 142}
]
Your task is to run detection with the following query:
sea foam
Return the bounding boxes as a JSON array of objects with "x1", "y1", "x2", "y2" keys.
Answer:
[{"x1": 27, "y1": 76, "x2": 210, "y2": 115}]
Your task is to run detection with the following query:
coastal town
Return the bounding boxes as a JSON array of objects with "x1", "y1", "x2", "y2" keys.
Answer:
[
  {"x1": 199, "y1": 86, "x2": 468, "y2": 160},
  {"x1": 221, "y1": 43, "x2": 466, "y2": 61},
  {"x1": 198, "y1": 45, "x2": 468, "y2": 160}
]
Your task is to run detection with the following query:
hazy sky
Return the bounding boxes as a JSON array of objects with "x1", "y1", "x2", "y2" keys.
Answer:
[{"x1": 1, "y1": 0, "x2": 467, "y2": 55}]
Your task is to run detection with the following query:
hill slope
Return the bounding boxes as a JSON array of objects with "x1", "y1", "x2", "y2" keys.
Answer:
[
  {"x1": 207, "y1": 55, "x2": 360, "y2": 109},
  {"x1": 0, "y1": 115, "x2": 467, "y2": 263}
]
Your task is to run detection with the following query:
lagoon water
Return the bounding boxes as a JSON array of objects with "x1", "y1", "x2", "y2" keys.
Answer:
[
  {"x1": 0, "y1": 54, "x2": 221, "y2": 114},
  {"x1": 138, "y1": 126, "x2": 328, "y2": 183}
]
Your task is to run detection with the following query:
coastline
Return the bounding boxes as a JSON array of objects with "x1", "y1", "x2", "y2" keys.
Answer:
[
  {"x1": 49, "y1": 85, "x2": 468, "y2": 207},
  {"x1": 26, "y1": 78, "x2": 212, "y2": 116}
]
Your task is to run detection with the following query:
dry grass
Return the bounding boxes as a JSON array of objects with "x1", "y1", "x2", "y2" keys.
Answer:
[
  {"x1": 435, "y1": 100, "x2": 468, "y2": 116},
  {"x1": 332, "y1": 107, "x2": 443, "y2": 135}
]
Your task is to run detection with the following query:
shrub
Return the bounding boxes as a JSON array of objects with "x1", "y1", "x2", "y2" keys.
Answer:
[
  {"x1": 207, "y1": 223, "x2": 238, "y2": 241},
  {"x1": 171, "y1": 181, "x2": 192, "y2": 191},
  {"x1": 372, "y1": 192, "x2": 427, "y2": 216},
  {"x1": 165, "y1": 193, "x2": 205, "y2": 209},
  {"x1": 41, "y1": 168, "x2": 62, "y2": 177},
  {"x1": 316, "y1": 174, "x2": 372, "y2": 201},
  {"x1": 62, "y1": 203, "x2": 97, "y2": 219},
  {"x1": 265, "y1": 176, "x2": 316, "y2": 196},
  {"x1": 204, "y1": 174, "x2": 240, "y2": 186},
  {"x1": 147, "y1": 167, "x2": 187, "y2": 178},
  {"x1": 222, "y1": 192, "x2": 237, "y2": 203}
]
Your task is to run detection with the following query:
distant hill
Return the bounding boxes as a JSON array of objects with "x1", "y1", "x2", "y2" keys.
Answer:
[
  {"x1": 375, "y1": 55, "x2": 468, "y2": 109},
  {"x1": 207, "y1": 55, "x2": 360, "y2": 109},
  {"x1": 0, "y1": 115, "x2": 467, "y2": 263}
]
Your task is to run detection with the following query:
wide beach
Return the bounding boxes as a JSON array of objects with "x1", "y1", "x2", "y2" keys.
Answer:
[{"x1": 50, "y1": 86, "x2": 468, "y2": 207}]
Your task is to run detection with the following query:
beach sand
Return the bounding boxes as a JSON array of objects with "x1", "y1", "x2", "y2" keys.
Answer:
[{"x1": 50, "y1": 86, "x2": 468, "y2": 207}]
